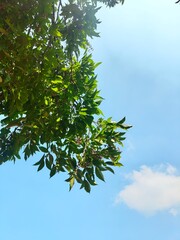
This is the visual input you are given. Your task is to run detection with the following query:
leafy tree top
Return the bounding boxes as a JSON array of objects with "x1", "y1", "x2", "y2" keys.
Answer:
[{"x1": 0, "y1": 0, "x2": 131, "y2": 192}]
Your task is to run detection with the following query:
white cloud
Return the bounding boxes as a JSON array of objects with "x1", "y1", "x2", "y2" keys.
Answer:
[{"x1": 115, "y1": 164, "x2": 180, "y2": 216}]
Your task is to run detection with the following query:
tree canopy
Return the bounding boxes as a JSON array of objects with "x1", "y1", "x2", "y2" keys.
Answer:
[{"x1": 0, "y1": 0, "x2": 131, "y2": 192}]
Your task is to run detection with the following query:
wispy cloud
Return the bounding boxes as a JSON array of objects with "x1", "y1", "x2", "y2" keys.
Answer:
[
  {"x1": 125, "y1": 140, "x2": 135, "y2": 152},
  {"x1": 115, "y1": 164, "x2": 180, "y2": 216}
]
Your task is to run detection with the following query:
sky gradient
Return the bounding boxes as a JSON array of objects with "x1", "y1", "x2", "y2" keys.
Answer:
[{"x1": 0, "y1": 0, "x2": 180, "y2": 239}]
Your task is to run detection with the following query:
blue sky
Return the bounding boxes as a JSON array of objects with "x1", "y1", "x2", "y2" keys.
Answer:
[{"x1": 0, "y1": 0, "x2": 180, "y2": 239}]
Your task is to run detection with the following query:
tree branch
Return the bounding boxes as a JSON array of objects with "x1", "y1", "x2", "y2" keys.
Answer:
[{"x1": 56, "y1": 0, "x2": 63, "y2": 22}]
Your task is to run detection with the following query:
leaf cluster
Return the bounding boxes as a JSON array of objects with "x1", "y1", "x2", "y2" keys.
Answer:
[{"x1": 0, "y1": 0, "x2": 130, "y2": 192}]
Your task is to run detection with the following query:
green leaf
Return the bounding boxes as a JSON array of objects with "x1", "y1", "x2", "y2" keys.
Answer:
[
  {"x1": 70, "y1": 157, "x2": 77, "y2": 169},
  {"x1": 117, "y1": 117, "x2": 126, "y2": 125},
  {"x1": 0, "y1": 27, "x2": 8, "y2": 35},
  {"x1": 45, "y1": 99, "x2": 48, "y2": 105},
  {"x1": 54, "y1": 30, "x2": 61, "y2": 37},
  {"x1": 84, "y1": 180, "x2": 91, "y2": 193},
  {"x1": 105, "y1": 161, "x2": 115, "y2": 166},
  {"x1": 46, "y1": 157, "x2": 52, "y2": 170},
  {"x1": 114, "y1": 162, "x2": 123, "y2": 167},
  {"x1": 51, "y1": 78, "x2": 62, "y2": 84},
  {"x1": 39, "y1": 146, "x2": 48, "y2": 153},
  {"x1": 95, "y1": 167, "x2": 105, "y2": 182},
  {"x1": 33, "y1": 155, "x2": 45, "y2": 166},
  {"x1": 69, "y1": 177, "x2": 75, "y2": 191},
  {"x1": 119, "y1": 124, "x2": 132, "y2": 130},
  {"x1": 15, "y1": 152, "x2": 21, "y2": 159},
  {"x1": 37, "y1": 158, "x2": 45, "y2": 171},
  {"x1": 86, "y1": 172, "x2": 97, "y2": 186},
  {"x1": 50, "y1": 165, "x2": 56, "y2": 178},
  {"x1": 79, "y1": 111, "x2": 87, "y2": 116},
  {"x1": 51, "y1": 87, "x2": 59, "y2": 93},
  {"x1": 105, "y1": 166, "x2": 115, "y2": 174}
]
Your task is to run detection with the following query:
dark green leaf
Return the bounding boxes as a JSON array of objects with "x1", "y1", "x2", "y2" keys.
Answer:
[
  {"x1": 105, "y1": 161, "x2": 115, "y2": 166},
  {"x1": 86, "y1": 172, "x2": 97, "y2": 185},
  {"x1": 105, "y1": 166, "x2": 115, "y2": 174},
  {"x1": 37, "y1": 159, "x2": 45, "y2": 171},
  {"x1": 39, "y1": 146, "x2": 48, "y2": 153},
  {"x1": 33, "y1": 155, "x2": 45, "y2": 166},
  {"x1": 84, "y1": 180, "x2": 91, "y2": 193},
  {"x1": 50, "y1": 165, "x2": 56, "y2": 178},
  {"x1": 95, "y1": 167, "x2": 105, "y2": 182},
  {"x1": 117, "y1": 117, "x2": 126, "y2": 125},
  {"x1": 46, "y1": 157, "x2": 52, "y2": 170},
  {"x1": 119, "y1": 124, "x2": 132, "y2": 130}
]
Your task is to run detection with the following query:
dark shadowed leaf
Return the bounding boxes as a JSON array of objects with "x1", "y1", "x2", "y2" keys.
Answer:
[
  {"x1": 105, "y1": 166, "x2": 115, "y2": 174},
  {"x1": 37, "y1": 159, "x2": 45, "y2": 171},
  {"x1": 34, "y1": 155, "x2": 45, "y2": 166},
  {"x1": 50, "y1": 165, "x2": 56, "y2": 178},
  {"x1": 39, "y1": 146, "x2": 48, "y2": 153},
  {"x1": 95, "y1": 167, "x2": 105, "y2": 182},
  {"x1": 84, "y1": 180, "x2": 91, "y2": 193}
]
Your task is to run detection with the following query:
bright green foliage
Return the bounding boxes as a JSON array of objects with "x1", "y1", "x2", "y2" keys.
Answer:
[{"x1": 0, "y1": 0, "x2": 130, "y2": 192}]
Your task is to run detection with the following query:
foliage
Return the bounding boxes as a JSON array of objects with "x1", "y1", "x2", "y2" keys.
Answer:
[{"x1": 0, "y1": 0, "x2": 130, "y2": 192}]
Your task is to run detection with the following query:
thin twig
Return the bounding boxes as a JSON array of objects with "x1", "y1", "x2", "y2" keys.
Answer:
[{"x1": 52, "y1": 2, "x2": 55, "y2": 24}]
